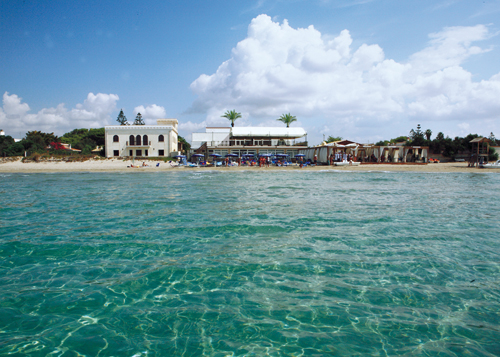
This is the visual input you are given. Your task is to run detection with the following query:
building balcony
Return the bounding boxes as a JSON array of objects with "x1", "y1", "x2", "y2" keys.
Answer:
[{"x1": 126, "y1": 141, "x2": 152, "y2": 147}]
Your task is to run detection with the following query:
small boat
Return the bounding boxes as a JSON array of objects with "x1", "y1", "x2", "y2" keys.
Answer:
[
  {"x1": 334, "y1": 161, "x2": 361, "y2": 166},
  {"x1": 480, "y1": 160, "x2": 500, "y2": 168}
]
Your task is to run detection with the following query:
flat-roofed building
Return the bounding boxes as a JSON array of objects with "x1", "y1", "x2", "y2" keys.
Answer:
[
  {"x1": 191, "y1": 127, "x2": 231, "y2": 149},
  {"x1": 105, "y1": 119, "x2": 178, "y2": 158},
  {"x1": 190, "y1": 126, "x2": 307, "y2": 158}
]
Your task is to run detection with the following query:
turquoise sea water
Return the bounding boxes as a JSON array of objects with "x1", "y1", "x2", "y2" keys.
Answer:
[{"x1": 1, "y1": 170, "x2": 500, "y2": 356}]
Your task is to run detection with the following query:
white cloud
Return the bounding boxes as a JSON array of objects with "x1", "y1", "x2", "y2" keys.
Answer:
[
  {"x1": 189, "y1": 15, "x2": 500, "y2": 143},
  {"x1": 133, "y1": 104, "x2": 167, "y2": 124},
  {"x1": 179, "y1": 121, "x2": 208, "y2": 133},
  {"x1": 408, "y1": 25, "x2": 491, "y2": 74},
  {"x1": 0, "y1": 92, "x2": 175, "y2": 137},
  {"x1": 0, "y1": 92, "x2": 119, "y2": 137}
]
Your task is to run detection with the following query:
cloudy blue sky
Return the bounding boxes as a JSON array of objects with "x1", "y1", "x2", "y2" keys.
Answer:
[{"x1": 1, "y1": 0, "x2": 500, "y2": 144}]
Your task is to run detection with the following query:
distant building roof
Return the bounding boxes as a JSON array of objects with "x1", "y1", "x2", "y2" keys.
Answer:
[
  {"x1": 230, "y1": 127, "x2": 306, "y2": 138},
  {"x1": 319, "y1": 140, "x2": 361, "y2": 147},
  {"x1": 470, "y1": 137, "x2": 491, "y2": 143}
]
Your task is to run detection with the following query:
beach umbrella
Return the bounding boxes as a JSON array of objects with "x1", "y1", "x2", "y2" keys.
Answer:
[
  {"x1": 173, "y1": 154, "x2": 186, "y2": 166},
  {"x1": 241, "y1": 153, "x2": 255, "y2": 165},
  {"x1": 209, "y1": 153, "x2": 221, "y2": 167},
  {"x1": 225, "y1": 153, "x2": 238, "y2": 166},
  {"x1": 191, "y1": 153, "x2": 204, "y2": 164}
]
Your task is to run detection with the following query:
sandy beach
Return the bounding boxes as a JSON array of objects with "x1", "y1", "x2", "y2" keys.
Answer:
[{"x1": 0, "y1": 157, "x2": 498, "y2": 173}]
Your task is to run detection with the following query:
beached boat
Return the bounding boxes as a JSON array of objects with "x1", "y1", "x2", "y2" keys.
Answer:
[
  {"x1": 480, "y1": 160, "x2": 500, "y2": 168},
  {"x1": 334, "y1": 161, "x2": 361, "y2": 166}
]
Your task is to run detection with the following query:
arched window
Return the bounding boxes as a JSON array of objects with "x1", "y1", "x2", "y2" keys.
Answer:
[
  {"x1": 158, "y1": 134, "x2": 164, "y2": 142},
  {"x1": 129, "y1": 135, "x2": 135, "y2": 145},
  {"x1": 143, "y1": 135, "x2": 148, "y2": 145},
  {"x1": 136, "y1": 135, "x2": 141, "y2": 146},
  {"x1": 113, "y1": 135, "x2": 119, "y2": 142}
]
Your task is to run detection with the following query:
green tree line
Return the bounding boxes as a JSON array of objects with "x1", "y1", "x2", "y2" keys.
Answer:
[
  {"x1": 325, "y1": 125, "x2": 499, "y2": 161},
  {"x1": 1, "y1": 128, "x2": 190, "y2": 157},
  {"x1": 405, "y1": 125, "x2": 499, "y2": 160},
  {"x1": 0, "y1": 128, "x2": 105, "y2": 157}
]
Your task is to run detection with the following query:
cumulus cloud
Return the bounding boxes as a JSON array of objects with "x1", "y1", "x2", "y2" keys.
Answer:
[
  {"x1": 0, "y1": 92, "x2": 119, "y2": 137},
  {"x1": 408, "y1": 25, "x2": 491, "y2": 74},
  {"x1": 133, "y1": 104, "x2": 167, "y2": 124},
  {"x1": 190, "y1": 15, "x2": 500, "y2": 142}
]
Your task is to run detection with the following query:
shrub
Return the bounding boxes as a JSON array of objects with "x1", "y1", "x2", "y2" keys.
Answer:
[
  {"x1": 489, "y1": 150, "x2": 499, "y2": 161},
  {"x1": 3, "y1": 142, "x2": 24, "y2": 156}
]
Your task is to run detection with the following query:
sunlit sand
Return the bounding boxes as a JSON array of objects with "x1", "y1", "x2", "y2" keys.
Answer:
[{"x1": 1, "y1": 157, "x2": 497, "y2": 173}]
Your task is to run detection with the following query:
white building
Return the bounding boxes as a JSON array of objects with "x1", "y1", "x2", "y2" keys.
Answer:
[
  {"x1": 191, "y1": 126, "x2": 307, "y2": 157},
  {"x1": 191, "y1": 127, "x2": 231, "y2": 149},
  {"x1": 105, "y1": 119, "x2": 178, "y2": 158}
]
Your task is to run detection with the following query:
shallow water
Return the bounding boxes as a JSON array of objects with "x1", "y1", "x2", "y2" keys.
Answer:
[{"x1": 1, "y1": 170, "x2": 499, "y2": 356}]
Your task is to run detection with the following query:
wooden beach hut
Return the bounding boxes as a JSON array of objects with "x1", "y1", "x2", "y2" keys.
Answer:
[{"x1": 469, "y1": 137, "x2": 491, "y2": 168}]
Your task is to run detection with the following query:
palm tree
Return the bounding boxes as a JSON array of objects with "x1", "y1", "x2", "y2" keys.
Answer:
[
  {"x1": 277, "y1": 113, "x2": 297, "y2": 127},
  {"x1": 221, "y1": 110, "x2": 241, "y2": 127},
  {"x1": 425, "y1": 129, "x2": 432, "y2": 141}
]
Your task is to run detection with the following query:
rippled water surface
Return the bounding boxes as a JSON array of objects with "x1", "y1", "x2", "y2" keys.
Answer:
[{"x1": 1, "y1": 170, "x2": 500, "y2": 356}]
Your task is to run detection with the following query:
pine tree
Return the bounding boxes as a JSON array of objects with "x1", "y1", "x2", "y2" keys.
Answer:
[
  {"x1": 488, "y1": 132, "x2": 497, "y2": 143},
  {"x1": 134, "y1": 113, "x2": 145, "y2": 125},
  {"x1": 116, "y1": 109, "x2": 128, "y2": 125},
  {"x1": 409, "y1": 124, "x2": 425, "y2": 145}
]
